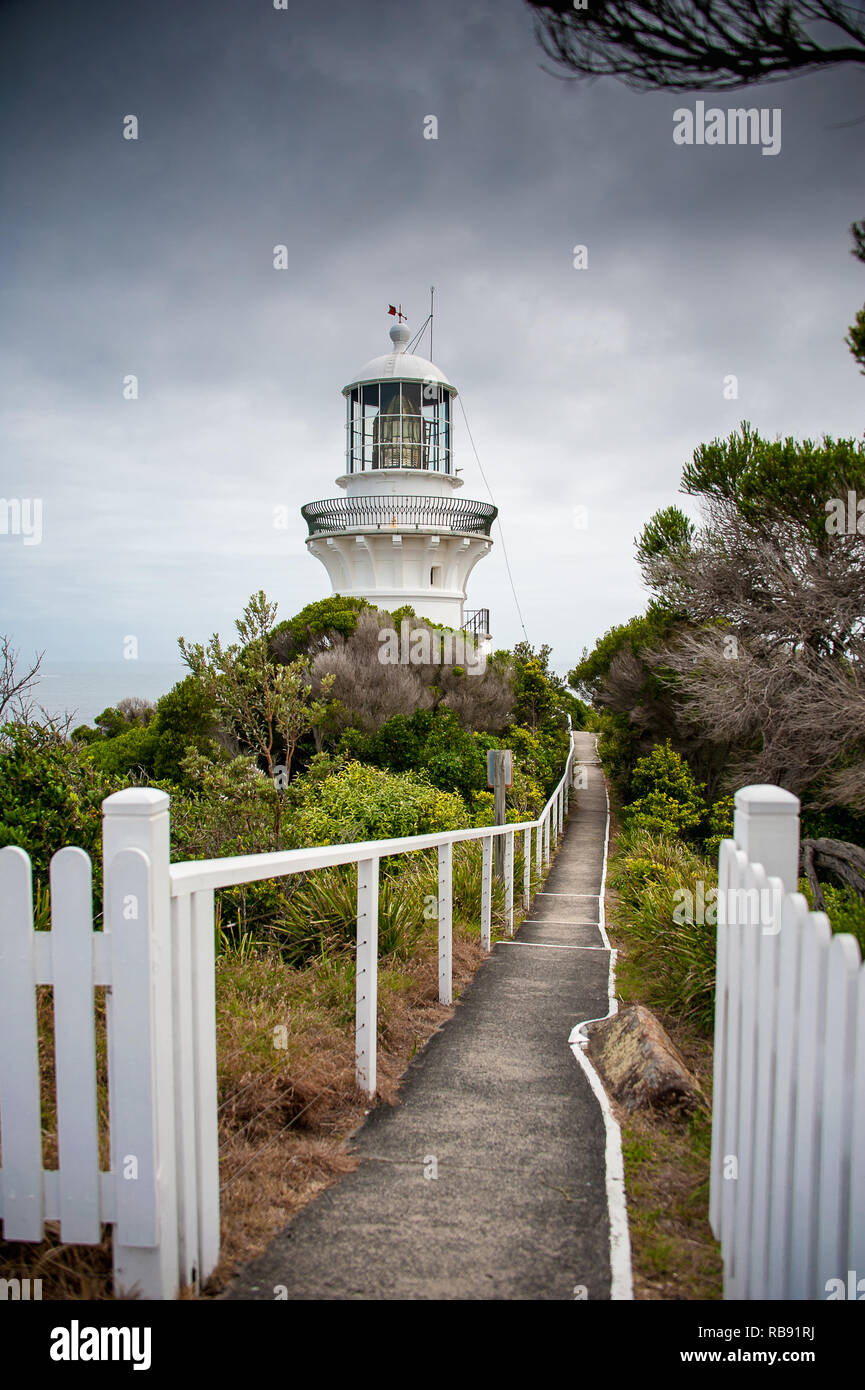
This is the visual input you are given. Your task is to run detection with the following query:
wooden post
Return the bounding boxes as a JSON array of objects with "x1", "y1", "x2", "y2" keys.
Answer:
[{"x1": 487, "y1": 750, "x2": 512, "y2": 883}]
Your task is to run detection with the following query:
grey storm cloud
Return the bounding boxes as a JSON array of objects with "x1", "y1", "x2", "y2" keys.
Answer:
[{"x1": 1, "y1": 0, "x2": 864, "y2": 677}]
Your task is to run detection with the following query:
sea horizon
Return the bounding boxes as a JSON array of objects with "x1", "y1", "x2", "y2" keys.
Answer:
[{"x1": 24, "y1": 660, "x2": 188, "y2": 729}]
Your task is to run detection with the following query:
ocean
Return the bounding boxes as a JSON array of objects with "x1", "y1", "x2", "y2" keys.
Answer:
[{"x1": 25, "y1": 662, "x2": 188, "y2": 729}]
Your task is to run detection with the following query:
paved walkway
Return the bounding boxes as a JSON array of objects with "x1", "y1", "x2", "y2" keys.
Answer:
[{"x1": 223, "y1": 732, "x2": 621, "y2": 1301}]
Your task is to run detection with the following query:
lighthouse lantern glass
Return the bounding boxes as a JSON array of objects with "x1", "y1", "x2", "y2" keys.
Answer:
[{"x1": 345, "y1": 382, "x2": 452, "y2": 474}]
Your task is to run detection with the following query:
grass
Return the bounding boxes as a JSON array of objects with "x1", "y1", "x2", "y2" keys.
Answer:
[{"x1": 604, "y1": 811, "x2": 723, "y2": 1300}]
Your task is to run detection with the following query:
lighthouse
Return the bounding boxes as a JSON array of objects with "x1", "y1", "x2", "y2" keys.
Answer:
[{"x1": 301, "y1": 315, "x2": 496, "y2": 636}]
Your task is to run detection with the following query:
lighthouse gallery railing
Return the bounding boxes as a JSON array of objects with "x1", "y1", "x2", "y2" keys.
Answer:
[{"x1": 301, "y1": 495, "x2": 498, "y2": 538}]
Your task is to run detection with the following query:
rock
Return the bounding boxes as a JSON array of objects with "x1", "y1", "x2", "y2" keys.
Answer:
[{"x1": 586, "y1": 1004, "x2": 704, "y2": 1115}]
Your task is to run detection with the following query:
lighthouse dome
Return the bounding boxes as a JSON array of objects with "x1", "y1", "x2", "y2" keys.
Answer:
[{"x1": 344, "y1": 321, "x2": 455, "y2": 393}]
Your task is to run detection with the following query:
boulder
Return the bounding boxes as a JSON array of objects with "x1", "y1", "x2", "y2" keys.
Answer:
[{"x1": 586, "y1": 1004, "x2": 704, "y2": 1115}]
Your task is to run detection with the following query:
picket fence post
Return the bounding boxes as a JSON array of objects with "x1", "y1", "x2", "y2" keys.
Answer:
[
  {"x1": 733, "y1": 784, "x2": 800, "y2": 893},
  {"x1": 102, "y1": 788, "x2": 179, "y2": 1300}
]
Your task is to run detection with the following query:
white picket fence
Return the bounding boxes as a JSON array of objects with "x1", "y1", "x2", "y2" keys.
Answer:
[
  {"x1": 709, "y1": 784, "x2": 865, "y2": 1299},
  {"x1": 0, "y1": 737, "x2": 575, "y2": 1299}
]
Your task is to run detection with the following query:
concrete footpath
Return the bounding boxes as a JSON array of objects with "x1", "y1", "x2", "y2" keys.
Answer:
[{"x1": 223, "y1": 732, "x2": 625, "y2": 1301}]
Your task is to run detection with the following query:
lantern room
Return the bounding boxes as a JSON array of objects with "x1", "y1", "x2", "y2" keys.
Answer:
[{"x1": 342, "y1": 322, "x2": 456, "y2": 475}]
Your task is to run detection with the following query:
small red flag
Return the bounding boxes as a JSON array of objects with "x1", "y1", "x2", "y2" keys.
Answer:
[{"x1": 387, "y1": 305, "x2": 397, "y2": 316}]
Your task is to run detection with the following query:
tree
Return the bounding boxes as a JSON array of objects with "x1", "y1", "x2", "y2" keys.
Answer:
[
  {"x1": 633, "y1": 425, "x2": 865, "y2": 805},
  {"x1": 0, "y1": 721, "x2": 115, "y2": 913},
  {"x1": 847, "y1": 218, "x2": 865, "y2": 374},
  {"x1": 526, "y1": 1, "x2": 865, "y2": 92},
  {"x1": 311, "y1": 609, "x2": 513, "y2": 735},
  {"x1": 269, "y1": 594, "x2": 372, "y2": 664},
  {"x1": 0, "y1": 636, "x2": 44, "y2": 723},
  {"x1": 179, "y1": 592, "x2": 334, "y2": 834}
]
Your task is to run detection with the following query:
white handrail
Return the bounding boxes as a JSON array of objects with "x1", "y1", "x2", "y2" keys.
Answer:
[{"x1": 169, "y1": 734, "x2": 576, "y2": 896}]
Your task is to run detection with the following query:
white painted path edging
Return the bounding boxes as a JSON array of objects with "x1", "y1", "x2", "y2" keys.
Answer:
[{"x1": 566, "y1": 751, "x2": 634, "y2": 1301}]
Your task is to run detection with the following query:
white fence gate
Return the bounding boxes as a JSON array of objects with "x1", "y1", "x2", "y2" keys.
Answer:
[
  {"x1": 0, "y1": 740, "x2": 576, "y2": 1299},
  {"x1": 710, "y1": 784, "x2": 865, "y2": 1299}
]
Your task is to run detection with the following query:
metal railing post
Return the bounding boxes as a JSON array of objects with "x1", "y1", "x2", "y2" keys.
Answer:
[
  {"x1": 438, "y1": 842, "x2": 453, "y2": 1004},
  {"x1": 356, "y1": 856, "x2": 379, "y2": 1095},
  {"x1": 480, "y1": 835, "x2": 492, "y2": 951},
  {"x1": 505, "y1": 830, "x2": 514, "y2": 936}
]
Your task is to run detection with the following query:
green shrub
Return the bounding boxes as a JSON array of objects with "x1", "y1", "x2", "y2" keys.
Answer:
[
  {"x1": 623, "y1": 741, "x2": 707, "y2": 840},
  {"x1": 272, "y1": 862, "x2": 429, "y2": 966},
  {"x1": 0, "y1": 721, "x2": 115, "y2": 912},
  {"x1": 291, "y1": 761, "x2": 467, "y2": 846},
  {"x1": 801, "y1": 880, "x2": 865, "y2": 956},
  {"x1": 701, "y1": 795, "x2": 734, "y2": 860},
  {"x1": 609, "y1": 827, "x2": 717, "y2": 1033}
]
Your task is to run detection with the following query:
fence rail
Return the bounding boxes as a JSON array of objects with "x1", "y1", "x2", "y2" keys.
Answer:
[
  {"x1": 710, "y1": 784, "x2": 865, "y2": 1299},
  {"x1": 0, "y1": 735, "x2": 576, "y2": 1299}
]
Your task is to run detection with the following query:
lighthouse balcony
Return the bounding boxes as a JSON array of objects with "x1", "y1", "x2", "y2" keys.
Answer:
[{"x1": 301, "y1": 494, "x2": 497, "y2": 539}]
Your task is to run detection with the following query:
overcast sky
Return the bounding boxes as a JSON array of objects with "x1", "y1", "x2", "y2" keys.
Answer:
[{"x1": 2, "y1": 0, "x2": 864, "y2": 686}]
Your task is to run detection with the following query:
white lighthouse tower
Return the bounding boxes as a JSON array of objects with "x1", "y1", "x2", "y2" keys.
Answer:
[{"x1": 301, "y1": 315, "x2": 496, "y2": 636}]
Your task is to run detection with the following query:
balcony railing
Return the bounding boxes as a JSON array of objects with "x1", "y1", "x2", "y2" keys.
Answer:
[
  {"x1": 302, "y1": 495, "x2": 498, "y2": 538},
  {"x1": 462, "y1": 608, "x2": 491, "y2": 639}
]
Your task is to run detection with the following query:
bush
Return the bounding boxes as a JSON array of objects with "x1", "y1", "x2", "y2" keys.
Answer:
[
  {"x1": 609, "y1": 826, "x2": 717, "y2": 1033},
  {"x1": 291, "y1": 761, "x2": 467, "y2": 846},
  {"x1": 272, "y1": 862, "x2": 429, "y2": 966},
  {"x1": 339, "y1": 708, "x2": 490, "y2": 802},
  {"x1": 623, "y1": 740, "x2": 707, "y2": 840},
  {"x1": 0, "y1": 721, "x2": 115, "y2": 912},
  {"x1": 801, "y1": 880, "x2": 865, "y2": 956},
  {"x1": 81, "y1": 675, "x2": 218, "y2": 786}
]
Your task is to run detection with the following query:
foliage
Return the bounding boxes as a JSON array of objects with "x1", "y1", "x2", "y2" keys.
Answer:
[
  {"x1": 180, "y1": 591, "x2": 334, "y2": 815},
  {"x1": 578, "y1": 424, "x2": 865, "y2": 817},
  {"x1": 169, "y1": 751, "x2": 291, "y2": 944},
  {"x1": 311, "y1": 609, "x2": 513, "y2": 735},
  {"x1": 0, "y1": 721, "x2": 115, "y2": 910},
  {"x1": 271, "y1": 837, "x2": 508, "y2": 968},
  {"x1": 510, "y1": 640, "x2": 578, "y2": 733},
  {"x1": 271, "y1": 863, "x2": 429, "y2": 966},
  {"x1": 80, "y1": 675, "x2": 218, "y2": 786},
  {"x1": 568, "y1": 604, "x2": 682, "y2": 704},
  {"x1": 675, "y1": 422, "x2": 865, "y2": 547},
  {"x1": 608, "y1": 825, "x2": 718, "y2": 1034},
  {"x1": 526, "y1": 1, "x2": 865, "y2": 92},
  {"x1": 635, "y1": 505, "x2": 696, "y2": 569},
  {"x1": 339, "y1": 708, "x2": 490, "y2": 802},
  {"x1": 291, "y1": 761, "x2": 467, "y2": 846},
  {"x1": 702, "y1": 795, "x2": 734, "y2": 861},
  {"x1": 847, "y1": 305, "x2": 865, "y2": 376},
  {"x1": 847, "y1": 218, "x2": 865, "y2": 375},
  {"x1": 623, "y1": 741, "x2": 707, "y2": 840},
  {"x1": 801, "y1": 881, "x2": 865, "y2": 957},
  {"x1": 268, "y1": 594, "x2": 372, "y2": 664}
]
